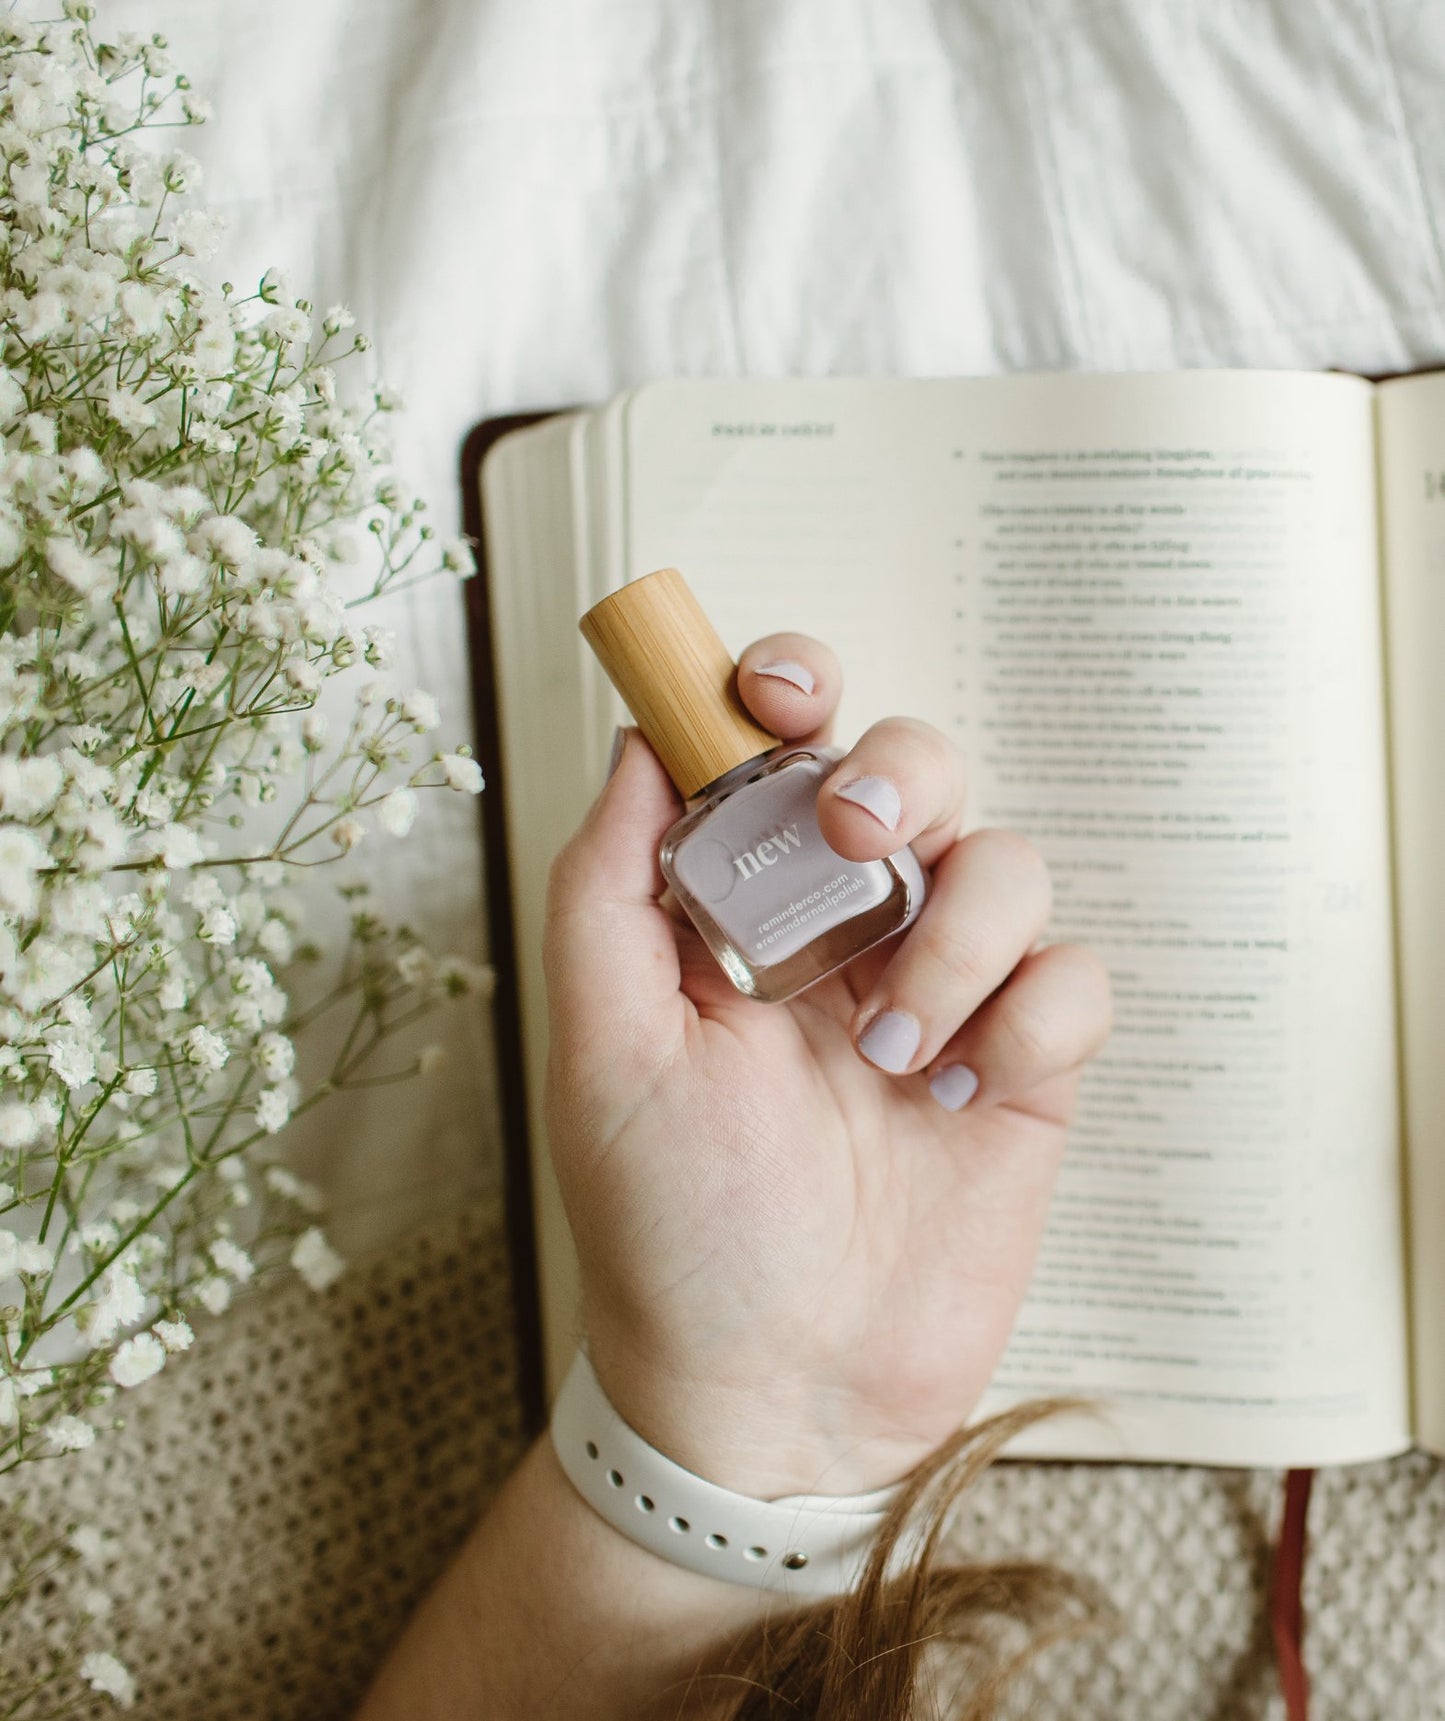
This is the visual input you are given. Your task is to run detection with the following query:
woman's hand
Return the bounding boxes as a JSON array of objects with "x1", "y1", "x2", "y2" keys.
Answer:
[
  {"x1": 358, "y1": 634, "x2": 1113, "y2": 1721},
  {"x1": 544, "y1": 634, "x2": 1113, "y2": 1500}
]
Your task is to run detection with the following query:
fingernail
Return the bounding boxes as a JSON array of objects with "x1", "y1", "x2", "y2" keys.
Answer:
[
  {"x1": 754, "y1": 660, "x2": 815, "y2": 695},
  {"x1": 605, "y1": 726, "x2": 626, "y2": 782},
  {"x1": 929, "y1": 1064, "x2": 980, "y2": 1112},
  {"x1": 834, "y1": 775, "x2": 902, "y2": 833},
  {"x1": 857, "y1": 1009, "x2": 920, "y2": 1074}
]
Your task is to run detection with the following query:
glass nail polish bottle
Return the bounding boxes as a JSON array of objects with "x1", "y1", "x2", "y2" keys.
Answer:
[{"x1": 579, "y1": 566, "x2": 927, "y2": 1003}]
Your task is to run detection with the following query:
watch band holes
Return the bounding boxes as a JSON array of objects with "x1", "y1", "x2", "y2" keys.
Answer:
[
  {"x1": 635, "y1": 1495, "x2": 655, "y2": 1513},
  {"x1": 745, "y1": 1546, "x2": 767, "y2": 1561},
  {"x1": 606, "y1": 1468, "x2": 624, "y2": 1488},
  {"x1": 782, "y1": 1551, "x2": 809, "y2": 1570},
  {"x1": 668, "y1": 1515, "x2": 690, "y2": 1534},
  {"x1": 705, "y1": 1532, "x2": 728, "y2": 1550},
  {"x1": 584, "y1": 1440, "x2": 598, "y2": 1460}
]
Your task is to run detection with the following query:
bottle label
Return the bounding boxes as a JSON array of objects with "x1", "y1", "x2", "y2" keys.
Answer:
[{"x1": 670, "y1": 759, "x2": 892, "y2": 966}]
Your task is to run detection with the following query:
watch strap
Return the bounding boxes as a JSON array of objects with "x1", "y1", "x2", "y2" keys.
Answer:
[{"x1": 550, "y1": 1349, "x2": 900, "y2": 1597}]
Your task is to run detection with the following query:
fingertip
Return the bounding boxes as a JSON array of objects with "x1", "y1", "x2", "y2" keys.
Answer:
[
  {"x1": 737, "y1": 633, "x2": 841, "y2": 738},
  {"x1": 815, "y1": 769, "x2": 906, "y2": 862},
  {"x1": 927, "y1": 1063, "x2": 981, "y2": 1112},
  {"x1": 572, "y1": 724, "x2": 679, "y2": 890},
  {"x1": 817, "y1": 716, "x2": 968, "y2": 870}
]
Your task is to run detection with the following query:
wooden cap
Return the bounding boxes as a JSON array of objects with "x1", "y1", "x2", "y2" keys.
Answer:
[{"x1": 579, "y1": 568, "x2": 780, "y2": 799}]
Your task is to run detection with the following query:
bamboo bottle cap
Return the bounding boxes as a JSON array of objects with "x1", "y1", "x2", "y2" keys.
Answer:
[{"x1": 579, "y1": 567, "x2": 781, "y2": 800}]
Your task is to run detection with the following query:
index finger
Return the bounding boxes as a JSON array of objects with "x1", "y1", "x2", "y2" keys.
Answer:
[{"x1": 735, "y1": 633, "x2": 842, "y2": 749}]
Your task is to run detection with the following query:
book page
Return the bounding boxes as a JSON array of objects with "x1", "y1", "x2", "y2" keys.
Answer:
[
  {"x1": 1377, "y1": 370, "x2": 1445, "y2": 1458},
  {"x1": 619, "y1": 372, "x2": 1408, "y2": 1466}
]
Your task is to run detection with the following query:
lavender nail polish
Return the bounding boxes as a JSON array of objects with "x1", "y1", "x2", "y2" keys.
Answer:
[
  {"x1": 929, "y1": 1064, "x2": 980, "y2": 1112},
  {"x1": 753, "y1": 660, "x2": 815, "y2": 695},
  {"x1": 857, "y1": 1010, "x2": 921, "y2": 1073},
  {"x1": 834, "y1": 775, "x2": 902, "y2": 832},
  {"x1": 580, "y1": 568, "x2": 928, "y2": 1004}
]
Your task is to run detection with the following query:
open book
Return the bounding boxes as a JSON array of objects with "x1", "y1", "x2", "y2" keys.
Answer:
[{"x1": 476, "y1": 370, "x2": 1445, "y2": 1469}]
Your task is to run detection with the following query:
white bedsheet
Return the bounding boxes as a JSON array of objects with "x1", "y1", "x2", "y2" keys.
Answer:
[{"x1": 97, "y1": 0, "x2": 1445, "y2": 1260}]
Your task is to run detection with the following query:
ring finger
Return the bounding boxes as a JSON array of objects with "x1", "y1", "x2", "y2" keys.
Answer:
[
  {"x1": 924, "y1": 942, "x2": 1114, "y2": 1117},
  {"x1": 848, "y1": 827, "x2": 1052, "y2": 1076}
]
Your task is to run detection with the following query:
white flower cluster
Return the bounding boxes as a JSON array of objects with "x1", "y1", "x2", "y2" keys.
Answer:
[{"x1": 0, "y1": 14, "x2": 493, "y2": 1708}]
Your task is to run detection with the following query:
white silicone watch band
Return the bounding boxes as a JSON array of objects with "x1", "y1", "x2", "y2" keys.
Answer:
[{"x1": 550, "y1": 1349, "x2": 900, "y2": 1597}]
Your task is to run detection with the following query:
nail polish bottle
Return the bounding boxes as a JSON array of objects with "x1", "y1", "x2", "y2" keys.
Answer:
[{"x1": 579, "y1": 567, "x2": 927, "y2": 1003}]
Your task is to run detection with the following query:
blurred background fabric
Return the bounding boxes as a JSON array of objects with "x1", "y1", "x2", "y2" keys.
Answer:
[{"x1": 16, "y1": 1193, "x2": 1445, "y2": 1721}]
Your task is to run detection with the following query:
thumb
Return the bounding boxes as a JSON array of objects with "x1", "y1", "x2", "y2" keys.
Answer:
[{"x1": 542, "y1": 726, "x2": 689, "y2": 1069}]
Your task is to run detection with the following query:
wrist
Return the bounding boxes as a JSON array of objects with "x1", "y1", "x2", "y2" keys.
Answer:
[
  {"x1": 585, "y1": 1327, "x2": 929, "y2": 1500},
  {"x1": 553, "y1": 1349, "x2": 912, "y2": 1600}
]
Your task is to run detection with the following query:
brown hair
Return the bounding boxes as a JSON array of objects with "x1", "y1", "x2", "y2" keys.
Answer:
[{"x1": 688, "y1": 1401, "x2": 1111, "y2": 1720}]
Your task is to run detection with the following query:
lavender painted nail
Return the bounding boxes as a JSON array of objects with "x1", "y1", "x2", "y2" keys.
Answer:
[
  {"x1": 857, "y1": 1009, "x2": 920, "y2": 1074},
  {"x1": 929, "y1": 1064, "x2": 980, "y2": 1112},
  {"x1": 753, "y1": 659, "x2": 816, "y2": 695},
  {"x1": 834, "y1": 775, "x2": 902, "y2": 833}
]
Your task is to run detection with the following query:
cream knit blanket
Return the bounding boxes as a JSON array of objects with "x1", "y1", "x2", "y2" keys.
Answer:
[{"x1": 7, "y1": 1197, "x2": 1442, "y2": 1720}]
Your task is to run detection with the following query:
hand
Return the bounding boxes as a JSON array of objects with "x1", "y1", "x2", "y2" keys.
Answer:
[{"x1": 543, "y1": 634, "x2": 1112, "y2": 1500}]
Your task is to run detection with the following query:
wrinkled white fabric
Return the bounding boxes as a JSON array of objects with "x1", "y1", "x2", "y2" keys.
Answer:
[{"x1": 98, "y1": 0, "x2": 1445, "y2": 1253}]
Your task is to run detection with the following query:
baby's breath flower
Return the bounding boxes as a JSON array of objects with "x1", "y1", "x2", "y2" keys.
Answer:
[
  {"x1": 441, "y1": 752, "x2": 485, "y2": 794},
  {"x1": 438, "y1": 959, "x2": 495, "y2": 999},
  {"x1": 87, "y1": 1264, "x2": 144, "y2": 1347},
  {"x1": 440, "y1": 536, "x2": 473, "y2": 574},
  {"x1": 154, "y1": 1316, "x2": 193, "y2": 1352},
  {"x1": 197, "y1": 904, "x2": 238, "y2": 945},
  {"x1": 255, "y1": 1030, "x2": 295, "y2": 1082},
  {"x1": 401, "y1": 691, "x2": 440, "y2": 732},
  {"x1": 0, "y1": 823, "x2": 48, "y2": 914},
  {"x1": 18, "y1": 1239, "x2": 53, "y2": 1274},
  {"x1": 0, "y1": 15, "x2": 483, "y2": 1688},
  {"x1": 80, "y1": 1650, "x2": 136, "y2": 1709},
  {"x1": 48, "y1": 1026, "x2": 96, "y2": 1090},
  {"x1": 0, "y1": 1101, "x2": 39, "y2": 1147},
  {"x1": 184, "y1": 1025, "x2": 229, "y2": 1071},
  {"x1": 264, "y1": 1164, "x2": 324, "y2": 1212},
  {"x1": 158, "y1": 824, "x2": 204, "y2": 869},
  {"x1": 109, "y1": 1331, "x2": 165, "y2": 1388},
  {"x1": 104, "y1": 389, "x2": 157, "y2": 434},
  {"x1": 396, "y1": 947, "x2": 434, "y2": 988},
  {"x1": 255, "y1": 1086, "x2": 290, "y2": 1134},
  {"x1": 50, "y1": 1415, "x2": 97, "y2": 1453},
  {"x1": 258, "y1": 265, "x2": 291, "y2": 303},
  {"x1": 210, "y1": 1236, "x2": 254, "y2": 1283},
  {"x1": 291, "y1": 1225, "x2": 344, "y2": 1291},
  {"x1": 378, "y1": 788, "x2": 418, "y2": 837},
  {"x1": 194, "y1": 1275, "x2": 231, "y2": 1316}
]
